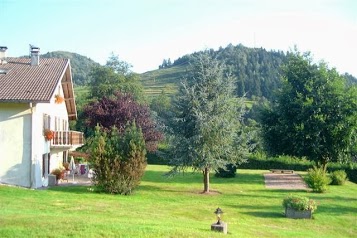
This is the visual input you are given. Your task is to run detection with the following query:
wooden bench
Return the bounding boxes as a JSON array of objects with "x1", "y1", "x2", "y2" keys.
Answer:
[{"x1": 270, "y1": 169, "x2": 294, "y2": 174}]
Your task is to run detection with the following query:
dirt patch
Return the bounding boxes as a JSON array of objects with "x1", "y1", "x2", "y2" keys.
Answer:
[
  {"x1": 198, "y1": 190, "x2": 222, "y2": 195},
  {"x1": 264, "y1": 173, "x2": 309, "y2": 190}
]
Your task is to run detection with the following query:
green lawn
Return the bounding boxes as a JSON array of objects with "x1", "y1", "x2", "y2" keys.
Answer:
[{"x1": 0, "y1": 165, "x2": 356, "y2": 237}]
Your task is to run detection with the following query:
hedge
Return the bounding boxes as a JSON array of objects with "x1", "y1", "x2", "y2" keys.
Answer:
[
  {"x1": 240, "y1": 155, "x2": 357, "y2": 183},
  {"x1": 147, "y1": 151, "x2": 357, "y2": 183}
]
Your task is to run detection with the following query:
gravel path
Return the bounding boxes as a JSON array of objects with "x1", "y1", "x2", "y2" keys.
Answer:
[{"x1": 264, "y1": 173, "x2": 309, "y2": 190}]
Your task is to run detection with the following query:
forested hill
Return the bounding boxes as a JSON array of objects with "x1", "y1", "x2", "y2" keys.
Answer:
[
  {"x1": 142, "y1": 44, "x2": 357, "y2": 100},
  {"x1": 142, "y1": 44, "x2": 287, "y2": 100},
  {"x1": 41, "y1": 51, "x2": 99, "y2": 86}
]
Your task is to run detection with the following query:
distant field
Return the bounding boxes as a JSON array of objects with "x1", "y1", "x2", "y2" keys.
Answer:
[
  {"x1": 0, "y1": 165, "x2": 356, "y2": 237},
  {"x1": 141, "y1": 65, "x2": 190, "y2": 96},
  {"x1": 75, "y1": 65, "x2": 256, "y2": 104}
]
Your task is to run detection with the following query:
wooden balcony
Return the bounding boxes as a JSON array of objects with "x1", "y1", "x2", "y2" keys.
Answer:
[{"x1": 51, "y1": 131, "x2": 84, "y2": 148}]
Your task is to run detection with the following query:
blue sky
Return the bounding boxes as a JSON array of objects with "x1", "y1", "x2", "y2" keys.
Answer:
[{"x1": 1, "y1": 0, "x2": 356, "y2": 76}]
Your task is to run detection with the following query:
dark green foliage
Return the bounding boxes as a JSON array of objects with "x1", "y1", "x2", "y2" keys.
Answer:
[
  {"x1": 239, "y1": 155, "x2": 357, "y2": 183},
  {"x1": 305, "y1": 166, "x2": 331, "y2": 193},
  {"x1": 215, "y1": 164, "x2": 237, "y2": 178},
  {"x1": 260, "y1": 50, "x2": 357, "y2": 168},
  {"x1": 330, "y1": 170, "x2": 347, "y2": 185},
  {"x1": 240, "y1": 155, "x2": 314, "y2": 171},
  {"x1": 42, "y1": 51, "x2": 99, "y2": 85},
  {"x1": 144, "y1": 44, "x2": 288, "y2": 100},
  {"x1": 89, "y1": 54, "x2": 145, "y2": 102},
  {"x1": 146, "y1": 151, "x2": 168, "y2": 165},
  {"x1": 88, "y1": 123, "x2": 146, "y2": 195}
]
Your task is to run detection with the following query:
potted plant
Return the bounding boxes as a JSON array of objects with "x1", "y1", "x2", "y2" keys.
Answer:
[
  {"x1": 282, "y1": 195, "x2": 317, "y2": 219},
  {"x1": 55, "y1": 94, "x2": 64, "y2": 104},
  {"x1": 44, "y1": 129, "x2": 54, "y2": 141},
  {"x1": 63, "y1": 162, "x2": 70, "y2": 171},
  {"x1": 50, "y1": 168, "x2": 63, "y2": 184}
]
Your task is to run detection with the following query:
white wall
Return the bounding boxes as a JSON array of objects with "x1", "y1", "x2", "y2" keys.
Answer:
[
  {"x1": 0, "y1": 103, "x2": 32, "y2": 187},
  {"x1": 32, "y1": 82, "x2": 70, "y2": 187},
  {"x1": 0, "y1": 81, "x2": 71, "y2": 188}
]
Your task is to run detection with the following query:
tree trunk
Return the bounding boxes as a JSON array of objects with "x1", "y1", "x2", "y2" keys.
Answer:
[
  {"x1": 320, "y1": 157, "x2": 328, "y2": 172},
  {"x1": 203, "y1": 167, "x2": 210, "y2": 193}
]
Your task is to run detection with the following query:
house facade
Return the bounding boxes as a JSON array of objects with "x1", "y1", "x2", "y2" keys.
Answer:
[{"x1": 0, "y1": 46, "x2": 83, "y2": 188}]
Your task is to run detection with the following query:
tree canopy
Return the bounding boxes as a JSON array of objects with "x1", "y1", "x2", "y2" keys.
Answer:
[
  {"x1": 168, "y1": 52, "x2": 248, "y2": 193},
  {"x1": 260, "y1": 51, "x2": 357, "y2": 168},
  {"x1": 82, "y1": 92, "x2": 163, "y2": 152},
  {"x1": 89, "y1": 54, "x2": 144, "y2": 101},
  {"x1": 42, "y1": 51, "x2": 99, "y2": 85}
]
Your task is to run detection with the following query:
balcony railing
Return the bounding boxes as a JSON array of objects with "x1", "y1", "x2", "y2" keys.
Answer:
[{"x1": 51, "y1": 131, "x2": 84, "y2": 148}]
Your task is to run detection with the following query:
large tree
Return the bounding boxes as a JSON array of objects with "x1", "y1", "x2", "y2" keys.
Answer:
[
  {"x1": 261, "y1": 51, "x2": 357, "y2": 169},
  {"x1": 89, "y1": 54, "x2": 144, "y2": 101},
  {"x1": 83, "y1": 92, "x2": 163, "y2": 152},
  {"x1": 169, "y1": 53, "x2": 247, "y2": 193}
]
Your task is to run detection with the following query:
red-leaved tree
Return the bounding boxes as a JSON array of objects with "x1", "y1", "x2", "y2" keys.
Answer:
[{"x1": 83, "y1": 92, "x2": 163, "y2": 152}]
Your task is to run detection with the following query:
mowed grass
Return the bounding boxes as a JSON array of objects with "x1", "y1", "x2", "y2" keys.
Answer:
[{"x1": 1, "y1": 165, "x2": 356, "y2": 237}]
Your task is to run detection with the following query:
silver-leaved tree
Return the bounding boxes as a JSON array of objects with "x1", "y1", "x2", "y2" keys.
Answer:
[{"x1": 168, "y1": 52, "x2": 248, "y2": 193}]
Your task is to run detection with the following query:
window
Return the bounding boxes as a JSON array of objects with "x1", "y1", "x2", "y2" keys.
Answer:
[
  {"x1": 43, "y1": 114, "x2": 51, "y2": 130},
  {"x1": 42, "y1": 153, "x2": 51, "y2": 177},
  {"x1": 63, "y1": 151, "x2": 67, "y2": 163}
]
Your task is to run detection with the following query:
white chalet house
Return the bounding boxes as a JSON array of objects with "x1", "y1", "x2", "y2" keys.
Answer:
[{"x1": 0, "y1": 46, "x2": 84, "y2": 188}]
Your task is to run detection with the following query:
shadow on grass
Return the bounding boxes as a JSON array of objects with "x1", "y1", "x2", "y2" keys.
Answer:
[
  {"x1": 242, "y1": 211, "x2": 284, "y2": 218},
  {"x1": 48, "y1": 185, "x2": 95, "y2": 194},
  {"x1": 142, "y1": 170, "x2": 265, "y2": 186},
  {"x1": 317, "y1": 204, "x2": 357, "y2": 215},
  {"x1": 228, "y1": 203, "x2": 284, "y2": 218}
]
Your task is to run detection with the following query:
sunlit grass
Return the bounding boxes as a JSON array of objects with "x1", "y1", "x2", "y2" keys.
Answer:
[{"x1": 1, "y1": 165, "x2": 355, "y2": 237}]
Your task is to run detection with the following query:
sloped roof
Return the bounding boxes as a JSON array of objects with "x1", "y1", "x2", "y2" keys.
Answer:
[{"x1": 0, "y1": 57, "x2": 77, "y2": 120}]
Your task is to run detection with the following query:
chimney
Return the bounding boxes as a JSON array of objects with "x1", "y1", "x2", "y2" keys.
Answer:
[
  {"x1": 30, "y1": 45, "x2": 40, "y2": 66},
  {"x1": 0, "y1": 46, "x2": 8, "y2": 64}
]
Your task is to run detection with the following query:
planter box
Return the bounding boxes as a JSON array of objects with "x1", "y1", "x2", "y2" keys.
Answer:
[
  {"x1": 48, "y1": 174, "x2": 57, "y2": 186},
  {"x1": 285, "y1": 207, "x2": 312, "y2": 219}
]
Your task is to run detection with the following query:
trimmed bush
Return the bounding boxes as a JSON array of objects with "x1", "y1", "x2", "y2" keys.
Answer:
[
  {"x1": 239, "y1": 155, "x2": 314, "y2": 171},
  {"x1": 330, "y1": 170, "x2": 347, "y2": 185},
  {"x1": 239, "y1": 154, "x2": 357, "y2": 184},
  {"x1": 305, "y1": 166, "x2": 331, "y2": 193},
  {"x1": 88, "y1": 123, "x2": 146, "y2": 195},
  {"x1": 215, "y1": 164, "x2": 237, "y2": 178}
]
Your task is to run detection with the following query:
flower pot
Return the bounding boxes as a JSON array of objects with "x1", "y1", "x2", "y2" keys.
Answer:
[
  {"x1": 55, "y1": 94, "x2": 64, "y2": 104},
  {"x1": 285, "y1": 207, "x2": 312, "y2": 219},
  {"x1": 44, "y1": 129, "x2": 54, "y2": 141}
]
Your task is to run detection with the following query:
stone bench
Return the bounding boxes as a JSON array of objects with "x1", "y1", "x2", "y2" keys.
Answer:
[{"x1": 270, "y1": 169, "x2": 294, "y2": 174}]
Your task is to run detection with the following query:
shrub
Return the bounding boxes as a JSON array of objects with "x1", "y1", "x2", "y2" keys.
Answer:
[
  {"x1": 51, "y1": 168, "x2": 62, "y2": 180},
  {"x1": 240, "y1": 155, "x2": 357, "y2": 184},
  {"x1": 88, "y1": 123, "x2": 146, "y2": 195},
  {"x1": 62, "y1": 162, "x2": 70, "y2": 170},
  {"x1": 215, "y1": 164, "x2": 237, "y2": 178},
  {"x1": 283, "y1": 195, "x2": 317, "y2": 212},
  {"x1": 305, "y1": 166, "x2": 331, "y2": 193},
  {"x1": 330, "y1": 170, "x2": 347, "y2": 185}
]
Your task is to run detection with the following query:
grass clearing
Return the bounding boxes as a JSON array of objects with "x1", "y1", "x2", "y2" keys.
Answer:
[{"x1": 1, "y1": 165, "x2": 356, "y2": 237}]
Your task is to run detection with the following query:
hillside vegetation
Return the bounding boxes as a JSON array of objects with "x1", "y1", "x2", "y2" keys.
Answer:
[
  {"x1": 142, "y1": 44, "x2": 287, "y2": 100},
  {"x1": 142, "y1": 44, "x2": 357, "y2": 100},
  {"x1": 42, "y1": 51, "x2": 99, "y2": 85},
  {"x1": 41, "y1": 46, "x2": 356, "y2": 100}
]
